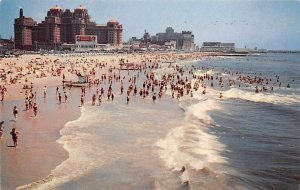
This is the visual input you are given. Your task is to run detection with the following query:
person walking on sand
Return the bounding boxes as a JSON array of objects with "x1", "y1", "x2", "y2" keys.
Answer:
[
  {"x1": 81, "y1": 95, "x2": 84, "y2": 106},
  {"x1": 0, "y1": 121, "x2": 4, "y2": 140},
  {"x1": 58, "y1": 93, "x2": 62, "y2": 104},
  {"x1": 33, "y1": 103, "x2": 38, "y2": 117},
  {"x1": 43, "y1": 86, "x2": 47, "y2": 98},
  {"x1": 98, "y1": 94, "x2": 102, "y2": 106},
  {"x1": 64, "y1": 92, "x2": 68, "y2": 103},
  {"x1": 10, "y1": 128, "x2": 19, "y2": 148},
  {"x1": 92, "y1": 94, "x2": 96, "y2": 106},
  {"x1": 13, "y1": 106, "x2": 18, "y2": 119}
]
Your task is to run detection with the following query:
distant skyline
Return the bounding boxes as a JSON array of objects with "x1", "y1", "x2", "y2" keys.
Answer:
[{"x1": 1, "y1": 0, "x2": 300, "y2": 50}]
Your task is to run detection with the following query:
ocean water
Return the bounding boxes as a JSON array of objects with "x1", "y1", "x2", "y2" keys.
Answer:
[{"x1": 18, "y1": 53, "x2": 300, "y2": 190}]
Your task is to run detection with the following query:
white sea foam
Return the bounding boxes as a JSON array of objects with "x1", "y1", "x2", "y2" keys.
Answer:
[
  {"x1": 158, "y1": 71, "x2": 298, "y2": 181},
  {"x1": 16, "y1": 105, "x2": 112, "y2": 190},
  {"x1": 193, "y1": 69, "x2": 216, "y2": 77},
  {"x1": 223, "y1": 88, "x2": 300, "y2": 105},
  {"x1": 155, "y1": 97, "x2": 226, "y2": 179},
  {"x1": 176, "y1": 59, "x2": 200, "y2": 65}
]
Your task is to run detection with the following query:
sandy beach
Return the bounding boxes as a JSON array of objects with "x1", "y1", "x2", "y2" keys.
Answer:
[
  {"x1": 0, "y1": 52, "x2": 210, "y2": 190},
  {"x1": 1, "y1": 89, "x2": 80, "y2": 189},
  {"x1": 1, "y1": 52, "x2": 299, "y2": 190},
  {"x1": 1, "y1": 0, "x2": 299, "y2": 189}
]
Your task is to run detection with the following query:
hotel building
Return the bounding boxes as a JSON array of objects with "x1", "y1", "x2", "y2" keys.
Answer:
[{"x1": 14, "y1": 5, "x2": 123, "y2": 50}]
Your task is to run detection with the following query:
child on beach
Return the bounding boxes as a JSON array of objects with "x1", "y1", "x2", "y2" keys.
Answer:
[{"x1": 10, "y1": 128, "x2": 19, "y2": 147}]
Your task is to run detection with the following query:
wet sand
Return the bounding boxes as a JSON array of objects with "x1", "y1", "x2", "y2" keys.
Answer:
[{"x1": 0, "y1": 85, "x2": 81, "y2": 190}]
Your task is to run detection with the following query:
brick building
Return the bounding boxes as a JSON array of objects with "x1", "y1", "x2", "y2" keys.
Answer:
[
  {"x1": 14, "y1": 5, "x2": 123, "y2": 50},
  {"x1": 14, "y1": 8, "x2": 36, "y2": 50}
]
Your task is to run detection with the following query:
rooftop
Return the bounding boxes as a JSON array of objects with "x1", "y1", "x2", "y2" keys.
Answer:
[{"x1": 51, "y1": 5, "x2": 61, "y2": 10}]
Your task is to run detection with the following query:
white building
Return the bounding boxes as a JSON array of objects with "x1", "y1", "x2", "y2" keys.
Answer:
[
  {"x1": 75, "y1": 35, "x2": 98, "y2": 52},
  {"x1": 165, "y1": 41, "x2": 177, "y2": 50},
  {"x1": 201, "y1": 42, "x2": 235, "y2": 52}
]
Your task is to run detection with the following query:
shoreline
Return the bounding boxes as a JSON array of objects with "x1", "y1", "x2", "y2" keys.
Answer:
[
  {"x1": 1, "y1": 85, "x2": 82, "y2": 190},
  {"x1": 0, "y1": 52, "x2": 222, "y2": 190},
  {"x1": 1, "y1": 52, "x2": 299, "y2": 189}
]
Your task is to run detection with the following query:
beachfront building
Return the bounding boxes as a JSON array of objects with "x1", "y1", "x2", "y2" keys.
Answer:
[
  {"x1": 201, "y1": 42, "x2": 235, "y2": 52},
  {"x1": 151, "y1": 27, "x2": 195, "y2": 51},
  {"x1": 182, "y1": 31, "x2": 195, "y2": 51},
  {"x1": 0, "y1": 37, "x2": 14, "y2": 52},
  {"x1": 14, "y1": 8, "x2": 37, "y2": 50},
  {"x1": 14, "y1": 6, "x2": 123, "y2": 50},
  {"x1": 128, "y1": 27, "x2": 195, "y2": 51},
  {"x1": 87, "y1": 19, "x2": 123, "y2": 47}
]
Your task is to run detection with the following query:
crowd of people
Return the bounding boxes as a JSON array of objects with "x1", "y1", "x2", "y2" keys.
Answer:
[{"x1": 0, "y1": 52, "x2": 290, "y2": 148}]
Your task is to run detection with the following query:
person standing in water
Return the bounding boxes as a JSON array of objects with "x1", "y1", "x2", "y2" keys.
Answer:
[
  {"x1": 111, "y1": 93, "x2": 114, "y2": 101},
  {"x1": 152, "y1": 93, "x2": 156, "y2": 101},
  {"x1": 127, "y1": 96, "x2": 130, "y2": 104},
  {"x1": 10, "y1": 128, "x2": 19, "y2": 148}
]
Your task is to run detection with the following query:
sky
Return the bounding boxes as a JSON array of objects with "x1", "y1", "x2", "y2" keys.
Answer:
[{"x1": 0, "y1": 0, "x2": 300, "y2": 50}]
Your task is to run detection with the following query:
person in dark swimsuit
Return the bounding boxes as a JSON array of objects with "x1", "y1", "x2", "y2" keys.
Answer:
[
  {"x1": 13, "y1": 106, "x2": 18, "y2": 119},
  {"x1": 10, "y1": 128, "x2": 19, "y2": 147},
  {"x1": 33, "y1": 103, "x2": 38, "y2": 116},
  {"x1": 58, "y1": 93, "x2": 62, "y2": 104},
  {"x1": 0, "y1": 121, "x2": 4, "y2": 140}
]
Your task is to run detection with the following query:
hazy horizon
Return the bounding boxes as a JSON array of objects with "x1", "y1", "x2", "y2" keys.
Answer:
[{"x1": 1, "y1": 0, "x2": 300, "y2": 50}]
